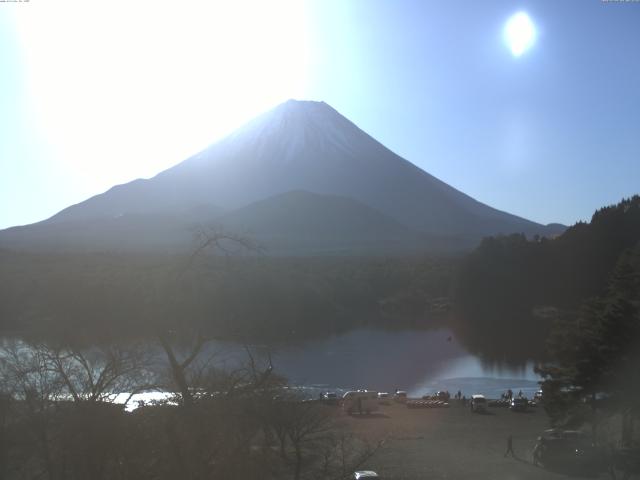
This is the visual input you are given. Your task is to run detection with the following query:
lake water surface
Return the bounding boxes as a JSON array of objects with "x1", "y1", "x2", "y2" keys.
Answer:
[
  {"x1": 1, "y1": 329, "x2": 540, "y2": 410},
  {"x1": 207, "y1": 327, "x2": 541, "y2": 400}
]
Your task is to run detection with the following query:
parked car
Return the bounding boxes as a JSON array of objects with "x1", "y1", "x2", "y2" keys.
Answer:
[
  {"x1": 354, "y1": 471, "x2": 379, "y2": 479},
  {"x1": 470, "y1": 394, "x2": 487, "y2": 413},
  {"x1": 435, "y1": 391, "x2": 450, "y2": 401},
  {"x1": 510, "y1": 397, "x2": 529, "y2": 412},
  {"x1": 377, "y1": 392, "x2": 390, "y2": 404},
  {"x1": 613, "y1": 448, "x2": 640, "y2": 478},
  {"x1": 343, "y1": 390, "x2": 380, "y2": 414},
  {"x1": 393, "y1": 390, "x2": 407, "y2": 403},
  {"x1": 320, "y1": 391, "x2": 338, "y2": 405},
  {"x1": 533, "y1": 429, "x2": 609, "y2": 474},
  {"x1": 534, "y1": 390, "x2": 543, "y2": 402},
  {"x1": 422, "y1": 391, "x2": 450, "y2": 401}
]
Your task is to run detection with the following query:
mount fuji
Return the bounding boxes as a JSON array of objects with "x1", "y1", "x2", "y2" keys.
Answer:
[{"x1": 0, "y1": 100, "x2": 564, "y2": 254}]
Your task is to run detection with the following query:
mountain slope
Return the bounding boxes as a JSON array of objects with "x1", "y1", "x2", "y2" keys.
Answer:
[
  {"x1": 0, "y1": 99, "x2": 563, "y2": 253},
  {"x1": 217, "y1": 190, "x2": 428, "y2": 254}
]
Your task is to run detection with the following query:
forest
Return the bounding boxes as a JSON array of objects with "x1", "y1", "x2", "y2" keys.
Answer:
[
  {"x1": 455, "y1": 196, "x2": 640, "y2": 442},
  {"x1": 454, "y1": 195, "x2": 640, "y2": 362},
  {"x1": 0, "y1": 248, "x2": 455, "y2": 345}
]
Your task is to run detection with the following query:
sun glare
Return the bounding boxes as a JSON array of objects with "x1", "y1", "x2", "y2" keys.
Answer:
[
  {"x1": 12, "y1": 0, "x2": 310, "y2": 191},
  {"x1": 504, "y1": 12, "x2": 536, "y2": 57}
]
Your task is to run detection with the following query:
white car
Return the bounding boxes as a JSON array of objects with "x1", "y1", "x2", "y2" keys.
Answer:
[
  {"x1": 343, "y1": 390, "x2": 380, "y2": 414},
  {"x1": 393, "y1": 390, "x2": 408, "y2": 403},
  {"x1": 470, "y1": 394, "x2": 487, "y2": 413},
  {"x1": 354, "y1": 471, "x2": 379, "y2": 479}
]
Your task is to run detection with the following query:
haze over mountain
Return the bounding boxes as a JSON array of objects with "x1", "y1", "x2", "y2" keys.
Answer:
[{"x1": 0, "y1": 100, "x2": 564, "y2": 254}]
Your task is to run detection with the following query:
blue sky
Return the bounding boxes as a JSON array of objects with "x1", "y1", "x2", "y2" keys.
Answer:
[{"x1": 1, "y1": 0, "x2": 639, "y2": 229}]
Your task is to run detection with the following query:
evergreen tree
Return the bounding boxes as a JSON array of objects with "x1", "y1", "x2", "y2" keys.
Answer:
[
  {"x1": 537, "y1": 243, "x2": 640, "y2": 441},
  {"x1": 455, "y1": 195, "x2": 640, "y2": 362}
]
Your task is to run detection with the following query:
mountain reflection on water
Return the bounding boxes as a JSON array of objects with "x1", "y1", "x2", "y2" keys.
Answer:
[{"x1": 244, "y1": 328, "x2": 540, "y2": 399}]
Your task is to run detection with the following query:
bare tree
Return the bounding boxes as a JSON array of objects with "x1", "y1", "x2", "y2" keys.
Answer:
[
  {"x1": 37, "y1": 342, "x2": 152, "y2": 405},
  {"x1": 286, "y1": 400, "x2": 334, "y2": 480},
  {"x1": 313, "y1": 434, "x2": 384, "y2": 480},
  {"x1": 0, "y1": 340, "x2": 65, "y2": 480},
  {"x1": 261, "y1": 395, "x2": 384, "y2": 480},
  {"x1": 0, "y1": 339, "x2": 159, "y2": 480},
  {"x1": 0, "y1": 367, "x2": 14, "y2": 480},
  {"x1": 157, "y1": 331, "x2": 208, "y2": 408},
  {"x1": 155, "y1": 228, "x2": 261, "y2": 407}
]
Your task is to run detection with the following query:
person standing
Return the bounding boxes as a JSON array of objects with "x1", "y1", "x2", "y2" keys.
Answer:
[
  {"x1": 533, "y1": 437, "x2": 544, "y2": 466},
  {"x1": 504, "y1": 434, "x2": 516, "y2": 458}
]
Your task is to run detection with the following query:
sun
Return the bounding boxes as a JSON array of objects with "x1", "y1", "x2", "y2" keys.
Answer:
[
  {"x1": 504, "y1": 12, "x2": 536, "y2": 57},
  {"x1": 12, "y1": 0, "x2": 310, "y2": 192}
]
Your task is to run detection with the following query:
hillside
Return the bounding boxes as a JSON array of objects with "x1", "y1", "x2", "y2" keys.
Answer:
[
  {"x1": 454, "y1": 195, "x2": 640, "y2": 362},
  {"x1": 216, "y1": 190, "x2": 430, "y2": 255}
]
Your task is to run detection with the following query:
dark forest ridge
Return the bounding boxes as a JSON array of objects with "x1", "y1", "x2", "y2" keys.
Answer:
[{"x1": 0, "y1": 100, "x2": 564, "y2": 254}]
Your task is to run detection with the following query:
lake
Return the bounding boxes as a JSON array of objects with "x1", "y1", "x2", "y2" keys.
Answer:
[
  {"x1": 1, "y1": 328, "x2": 541, "y2": 410},
  {"x1": 205, "y1": 327, "x2": 541, "y2": 400}
]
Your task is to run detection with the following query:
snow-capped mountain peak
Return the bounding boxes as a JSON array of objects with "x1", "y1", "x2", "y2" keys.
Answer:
[{"x1": 0, "y1": 99, "x2": 564, "y2": 253}]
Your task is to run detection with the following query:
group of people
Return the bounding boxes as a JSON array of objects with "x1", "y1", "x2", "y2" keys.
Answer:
[
  {"x1": 453, "y1": 390, "x2": 469, "y2": 405},
  {"x1": 500, "y1": 389, "x2": 524, "y2": 401},
  {"x1": 437, "y1": 390, "x2": 467, "y2": 402}
]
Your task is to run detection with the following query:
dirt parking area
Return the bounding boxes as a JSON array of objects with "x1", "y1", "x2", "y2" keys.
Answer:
[{"x1": 340, "y1": 401, "x2": 609, "y2": 480}]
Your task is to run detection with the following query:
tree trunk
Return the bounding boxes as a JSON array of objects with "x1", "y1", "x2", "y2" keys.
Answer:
[
  {"x1": 165, "y1": 414, "x2": 191, "y2": 480},
  {"x1": 159, "y1": 335, "x2": 194, "y2": 408},
  {"x1": 278, "y1": 434, "x2": 287, "y2": 460},
  {"x1": 622, "y1": 409, "x2": 634, "y2": 447},
  {"x1": 294, "y1": 445, "x2": 302, "y2": 480},
  {"x1": 591, "y1": 392, "x2": 597, "y2": 443}
]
